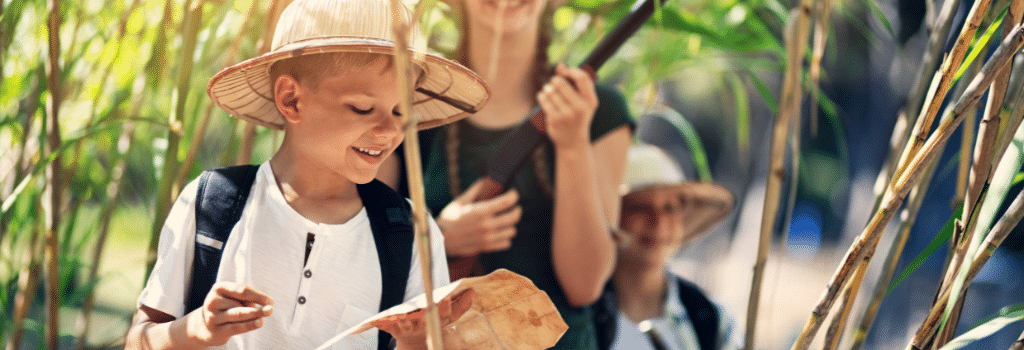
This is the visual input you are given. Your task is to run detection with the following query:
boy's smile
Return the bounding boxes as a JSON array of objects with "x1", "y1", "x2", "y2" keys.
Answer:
[{"x1": 282, "y1": 57, "x2": 406, "y2": 185}]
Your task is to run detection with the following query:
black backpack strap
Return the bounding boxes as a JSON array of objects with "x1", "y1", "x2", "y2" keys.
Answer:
[
  {"x1": 593, "y1": 282, "x2": 619, "y2": 350},
  {"x1": 185, "y1": 165, "x2": 260, "y2": 315},
  {"x1": 357, "y1": 179, "x2": 414, "y2": 350},
  {"x1": 676, "y1": 277, "x2": 721, "y2": 350}
]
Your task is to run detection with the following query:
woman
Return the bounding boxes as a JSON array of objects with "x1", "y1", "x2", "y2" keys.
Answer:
[{"x1": 383, "y1": 0, "x2": 632, "y2": 348}]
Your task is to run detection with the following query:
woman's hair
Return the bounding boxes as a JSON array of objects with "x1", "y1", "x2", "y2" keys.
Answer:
[{"x1": 445, "y1": 1, "x2": 559, "y2": 198}]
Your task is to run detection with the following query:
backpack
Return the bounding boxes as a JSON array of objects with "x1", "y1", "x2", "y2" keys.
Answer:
[
  {"x1": 594, "y1": 277, "x2": 721, "y2": 350},
  {"x1": 183, "y1": 165, "x2": 414, "y2": 350}
]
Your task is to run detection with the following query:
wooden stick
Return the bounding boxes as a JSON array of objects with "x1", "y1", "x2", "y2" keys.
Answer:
[
  {"x1": 389, "y1": 0, "x2": 443, "y2": 348},
  {"x1": 744, "y1": 3, "x2": 812, "y2": 349},
  {"x1": 791, "y1": 22, "x2": 1024, "y2": 350}
]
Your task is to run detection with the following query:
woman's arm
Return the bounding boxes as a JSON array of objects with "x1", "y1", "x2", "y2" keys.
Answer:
[{"x1": 540, "y1": 64, "x2": 631, "y2": 307}]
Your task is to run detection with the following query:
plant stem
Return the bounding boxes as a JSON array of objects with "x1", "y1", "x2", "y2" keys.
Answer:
[
  {"x1": 745, "y1": 3, "x2": 812, "y2": 349},
  {"x1": 910, "y1": 182, "x2": 1024, "y2": 350},
  {"x1": 849, "y1": 152, "x2": 940, "y2": 350},
  {"x1": 895, "y1": 0, "x2": 994, "y2": 182},
  {"x1": 44, "y1": 0, "x2": 63, "y2": 347},
  {"x1": 6, "y1": 213, "x2": 44, "y2": 350},
  {"x1": 808, "y1": 0, "x2": 831, "y2": 138},
  {"x1": 235, "y1": 0, "x2": 285, "y2": 166},
  {"x1": 792, "y1": 22, "x2": 1024, "y2": 350},
  {"x1": 147, "y1": 0, "x2": 205, "y2": 277},
  {"x1": 904, "y1": 0, "x2": 964, "y2": 124}
]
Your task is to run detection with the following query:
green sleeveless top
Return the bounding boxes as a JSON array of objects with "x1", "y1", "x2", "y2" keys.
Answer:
[{"x1": 421, "y1": 84, "x2": 633, "y2": 349}]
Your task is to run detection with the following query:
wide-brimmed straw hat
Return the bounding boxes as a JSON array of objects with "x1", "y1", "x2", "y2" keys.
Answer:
[
  {"x1": 207, "y1": 0, "x2": 490, "y2": 130},
  {"x1": 621, "y1": 143, "x2": 735, "y2": 237}
]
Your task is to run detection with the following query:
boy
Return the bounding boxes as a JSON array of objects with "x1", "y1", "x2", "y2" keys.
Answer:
[
  {"x1": 125, "y1": 0, "x2": 489, "y2": 348},
  {"x1": 608, "y1": 143, "x2": 741, "y2": 350}
]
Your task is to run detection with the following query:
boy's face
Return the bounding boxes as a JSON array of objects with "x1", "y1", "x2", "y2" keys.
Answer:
[
  {"x1": 618, "y1": 188, "x2": 691, "y2": 268},
  {"x1": 283, "y1": 58, "x2": 405, "y2": 184}
]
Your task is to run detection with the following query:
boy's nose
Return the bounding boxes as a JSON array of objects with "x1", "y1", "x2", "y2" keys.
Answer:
[{"x1": 372, "y1": 113, "x2": 402, "y2": 140}]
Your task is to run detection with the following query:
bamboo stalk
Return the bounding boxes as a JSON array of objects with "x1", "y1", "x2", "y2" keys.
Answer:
[
  {"x1": 147, "y1": 0, "x2": 205, "y2": 276},
  {"x1": 6, "y1": 212, "x2": 45, "y2": 350},
  {"x1": 745, "y1": 4, "x2": 812, "y2": 350},
  {"x1": 177, "y1": 0, "x2": 257, "y2": 183},
  {"x1": 954, "y1": 95, "x2": 976, "y2": 207},
  {"x1": 77, "y1": 122, "x2": 134, "y2": 349},
  {"x1": 236, "y1": 0, "x2": 286, "y2": 166},
  {"x1": 389, "y1": 0, "x2": 443, "y2": 348},
  {"x1": 894, "y1": 0, "x2": 994, "y2": 181},
  {"x1": 904, "y1": 0, "x2": 964, "y2": 124},
  {"x1": 43, "y1": 0, "x2": 63, "y2": 347},
  {"x1": 849, "y1": 150, "x2": 940, "y2": 350},
  {"x1": 808, "y1": 0, "x2": 831, "y2": 138},
  {"x1": 822, "y1": 261, "x2": 863, "y2": 350},
  {"x1": 910, "y1": 181, "x2": 1024, "y2": 350},
  {"x1": 791, "y1": 22, "x2": 1024, "y2": 350}
]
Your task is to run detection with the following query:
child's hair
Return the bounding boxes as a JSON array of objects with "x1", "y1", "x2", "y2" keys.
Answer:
[{"x1": 269, "y1": 52, "x2": 424, "y2": 90}]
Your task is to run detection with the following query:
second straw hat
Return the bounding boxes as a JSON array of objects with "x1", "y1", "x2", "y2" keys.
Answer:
[{"x1": 207, "y1": 0, "x2": 490, "y2": 130}]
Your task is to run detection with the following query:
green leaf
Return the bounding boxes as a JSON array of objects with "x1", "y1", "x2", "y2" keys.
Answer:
[
  {"x1": 938, "y1": 303, "x2": 1024, "y2": 350},
  {"x1": 729, "y1": 74, "x2": 750, "y2": 160},
  {"x1": 648, "y1": 106, "x2": 714, "y2": 182},
  {"x1": 885, "y1": 205, "x2": 964, "y2": 297},
  {"x1": 953, "y1": 6, "x2": 1007, "y2": 84},
  {"x1": 859, "y1": 0, "x2": 894, "y2": 38}
]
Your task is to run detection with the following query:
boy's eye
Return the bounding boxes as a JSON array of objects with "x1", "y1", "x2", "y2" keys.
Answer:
[{"x1": 350, "y1": 106, "x2": 373, "y2": 115}]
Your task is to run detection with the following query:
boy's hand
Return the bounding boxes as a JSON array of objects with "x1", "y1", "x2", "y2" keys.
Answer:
[
  {"x1": 438, "y1": 179, "x2": 521, "y2": 256},
  {"x1": 374, "y1": 288, "x2": 476, "y2": 350},
  {"x1": 537, "y1": 63, "x2": 598, "y2": 151},
  {"x1": 186, "y1": 281, "x2": 275, "y2": 346}
]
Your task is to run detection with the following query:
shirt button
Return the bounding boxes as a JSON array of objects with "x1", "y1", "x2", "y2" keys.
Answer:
[
  {"x1": 298, "y1": 296, "x2": 306, "y2": 304},
  {"x1": 304, "y1": 269, "x2": 312, "y2": 278}
]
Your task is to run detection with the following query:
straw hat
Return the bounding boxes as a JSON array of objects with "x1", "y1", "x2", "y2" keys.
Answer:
[
  {"x1": 207, "y1": 0, "x2": 490, "y2": 130},
  {"x1": 621, "y1": 143, "x2": 735, "y2": 237}
]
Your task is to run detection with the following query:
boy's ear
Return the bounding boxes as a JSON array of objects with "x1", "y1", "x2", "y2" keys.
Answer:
[{"x1": 274, "y1": 75, "x2": 302, "y2": 124}]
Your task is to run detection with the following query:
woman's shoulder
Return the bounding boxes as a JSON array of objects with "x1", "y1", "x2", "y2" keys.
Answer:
[{"x1": 591, "y1": 84, "x2": 634, "y2": 141}]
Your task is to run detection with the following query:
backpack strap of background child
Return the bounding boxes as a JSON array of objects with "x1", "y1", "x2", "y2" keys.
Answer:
[
  {"x1": 357, "y1": 179, "x2": 414, "y2": 350},
  {"x1": 185, "y1": 164, "x2": 260, "y2": 314},
  {"x1": 676, "y1": 277, "x2": 721, "y2": 350}
]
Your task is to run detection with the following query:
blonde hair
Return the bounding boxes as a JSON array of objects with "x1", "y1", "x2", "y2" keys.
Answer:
[{"x1": 269, "y1": 52, "x2": 423, "y2": 90}]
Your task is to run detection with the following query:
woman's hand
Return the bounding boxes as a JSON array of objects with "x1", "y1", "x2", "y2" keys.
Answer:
[
  {"x1": 537, "y1": 63, "x2": 599, "y2": 150},
  {"x1": 437, "y1": 180, "x2": 522, "y2": 257}
]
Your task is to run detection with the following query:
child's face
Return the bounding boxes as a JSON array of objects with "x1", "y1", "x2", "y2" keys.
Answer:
[
  {"x1": 286, "y1": 58, "x2": 405, "y2": 184},
  {"x1": 618, "y1": 189, "x2": 690, "y2": 268}
]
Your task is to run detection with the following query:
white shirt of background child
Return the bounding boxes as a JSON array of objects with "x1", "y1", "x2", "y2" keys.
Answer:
[{"x1": 138, "y1": 162, "x2": 449, "y2": 349}]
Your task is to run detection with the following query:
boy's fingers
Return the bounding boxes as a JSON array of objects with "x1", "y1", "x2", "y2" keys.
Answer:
[
  {"x1": 214, "y1": 283, "x2": 274, "y2": 307},
  {"x1": 477, "y1": 189, "x2": 518, "y2": 214},
  {"x1": 207, "y1": 297, "x2": 243, "y2": 313},
  {"x1": 214, "y1": 306, "x2": 271, "y2": 325},
  {"x1": 457, "y1": 180, "x2": 485, "y2": 203},
  {"x1": 491, "y1": 206, "x2": 522, "y2": 228},
  {"x1": 219, "y1": 317, "x2": 265, "y2": 336}
]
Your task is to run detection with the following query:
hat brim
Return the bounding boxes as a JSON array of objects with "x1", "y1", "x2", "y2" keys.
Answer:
[
  {"x1": 207, "y1": 36, "x2": 490, "y2": 130},
  {"x1": 623, "y1": 182, "x2": 735, "y2": 237}
]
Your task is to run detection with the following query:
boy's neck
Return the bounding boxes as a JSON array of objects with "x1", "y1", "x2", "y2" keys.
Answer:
[
  {"x1": 613, "y1": 259, "x2": 668, "y2": 322},
  {"x1": 464, "y1": 20, "x2": 541, "y2": 129},
  {"x1": 269, "y1": 144, "x2": 364, "y2": 225}
]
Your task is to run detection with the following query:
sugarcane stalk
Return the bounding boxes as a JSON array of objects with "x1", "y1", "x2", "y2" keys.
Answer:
[
  {"x1": 745, "y1": 3, "x2": 812, "y2": 349},
  {"x1": 390, "y1": 0, "x2": 443, "y2": 348},
  {"x1": 894, "y1": 0, "x2": 994, "y2": 181},
  {"x1": 177, "y1": 0, "x2": 257, "y2": 184},
  {"x1": 791, "y1": 22, "x2": 1024, "y2": 350},
  {"x1": 77, "y1": 122, "x2": 134, "y2": 349},
  {"x1": 808, "y1": 0, "x2": 831, "y2": 138},
  {"x1": 6, "y1": 212, "x2": 44, "y2": 350},
  {"x1": 147, "y1": 0, "x2": 205, "y2": 277},
  {"x1": 910, "y1": 181, "x2": 1024, "y2": 350},
  {"x1": 43, "y1": 0, "x2": 63, "y2": 347},
  {"x1": 849, "y1": 150, "x2": 940, "y2": 350},
  {"x1": 236, "y1": 0, "x2": 286, "y2": 166}
]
